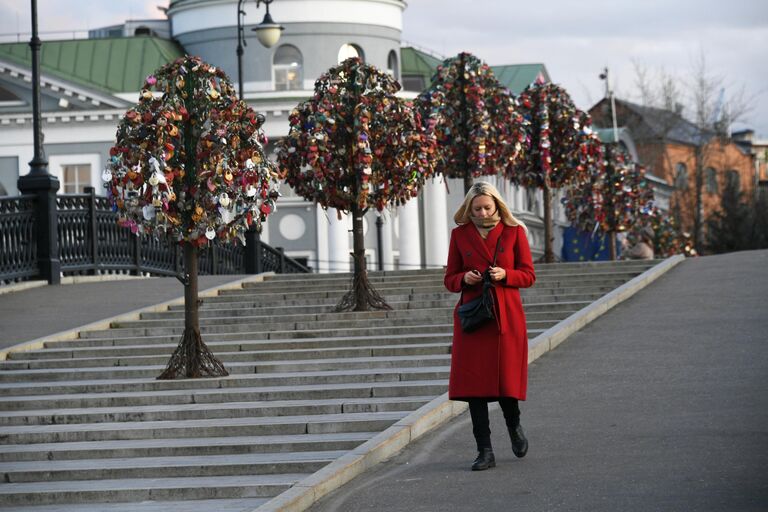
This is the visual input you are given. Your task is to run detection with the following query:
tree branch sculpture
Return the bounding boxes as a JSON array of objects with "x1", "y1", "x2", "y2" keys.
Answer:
[
  {"x1": 416, "y1": 52, "x2": 528, "y2": 193},
  {"x1": 277, "y1": 57, "x2": 435, "y2": 311},
  {"x1": 516, "y1": 83, "x2": 602, "y2": 262},
  {"x1": 105, "y1": 56, "x2": 281, "y2": 379}
]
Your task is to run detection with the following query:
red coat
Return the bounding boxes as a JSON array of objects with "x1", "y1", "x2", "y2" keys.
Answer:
[{"x1": 444, "y1": 222, "x2": 536, "y2": 401}]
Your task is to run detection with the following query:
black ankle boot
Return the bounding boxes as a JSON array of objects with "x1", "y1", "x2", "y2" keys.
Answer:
[
  {"x1": 471, "y1": 447, "x2": 496, "y2": 471},
  {"x1": 510, "y1": 424, "x2": 528, "y2": 458}
]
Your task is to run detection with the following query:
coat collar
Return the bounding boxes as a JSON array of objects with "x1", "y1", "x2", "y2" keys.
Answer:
[{"x1": 467, "y1": 222, "x2": 505, "y2": 265}]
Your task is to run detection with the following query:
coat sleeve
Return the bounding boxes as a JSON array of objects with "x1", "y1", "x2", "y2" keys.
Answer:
[
  {"x1": 502, "y1": 226, "x2": 536, "y2": 289},
  {"x1": 444, "y1": 229, "x2": 467, "y2": 293}
]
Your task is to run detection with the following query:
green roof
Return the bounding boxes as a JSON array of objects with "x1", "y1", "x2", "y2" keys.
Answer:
[
  {"x1": 491, "y1": 64, "x2": 548, "y2": 95},
  {"x1": 0, "y1": 36, "x2": 185, "y2": 93},
  {"x1": 400, "y1": 46, "x2": 443, "y2": 84},
  {"x1": 401, "y1": 47, "x2": 548, "y2": 95}
]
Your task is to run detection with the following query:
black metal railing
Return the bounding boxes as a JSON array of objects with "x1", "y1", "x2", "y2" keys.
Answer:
[
  {"x1": 1, "y1": 188, "x2": 310, "y2": 283},
  {"x1": 0, "y1": 194, "x2": 38, "y2": 282}
]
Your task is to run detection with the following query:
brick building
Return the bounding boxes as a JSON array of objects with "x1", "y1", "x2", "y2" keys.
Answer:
[{"x1": 589, "y1": 98, "x2": 755, "y2": 247}]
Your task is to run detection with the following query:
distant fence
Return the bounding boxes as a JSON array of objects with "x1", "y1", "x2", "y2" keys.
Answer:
[{"x1": 1, "y1": 188, "x2": 310, "y2": 284}]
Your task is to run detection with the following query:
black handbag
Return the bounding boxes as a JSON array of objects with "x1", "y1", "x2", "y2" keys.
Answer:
[{"x1": 457, "y1": 238, "x2": 501, "y2": 333}]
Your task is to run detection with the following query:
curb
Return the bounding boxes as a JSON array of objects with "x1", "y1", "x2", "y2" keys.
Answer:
[
  {"x1": 252, "y1": 255, "x2": 686, "y2": 512},
  {"x1": 0, "y1": 272, "x2": 275, "y2": 361}
]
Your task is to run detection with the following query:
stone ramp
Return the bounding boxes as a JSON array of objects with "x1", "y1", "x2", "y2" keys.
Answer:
[{"x1": 0, "y1": 259, "x2": 670, "y2": 510}]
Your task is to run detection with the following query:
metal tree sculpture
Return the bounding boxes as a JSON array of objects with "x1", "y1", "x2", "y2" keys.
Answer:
[
  {"x1": 416, "y1": 52, "x2": 528, "y2": 193},
  {"x1": 562, "y1": 142, "x2": 654, "y2": 259},
  {"x1": 105, "y1": 56, "x2": 281, "y2": 379},
  {"x1": 277, "y1": 57, "x2": 435, "y2": 311},
  {"x1": 516, "y1": 83, "x2": 602, "y2": 262}
]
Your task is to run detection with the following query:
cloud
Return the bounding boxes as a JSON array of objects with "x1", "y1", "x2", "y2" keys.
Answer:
[{"x1": 402, "y1": 0, "x2": 768, "y2": 135}]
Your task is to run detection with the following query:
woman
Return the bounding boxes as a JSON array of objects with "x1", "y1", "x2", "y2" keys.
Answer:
[
  {"x1": 444, "y1": 182, "x2": 536, "y2": 471},
  {"x1": 625, "y1": 226, "x2": 655, "y2": 260}
]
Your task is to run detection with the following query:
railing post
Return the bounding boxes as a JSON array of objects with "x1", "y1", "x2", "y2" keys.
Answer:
[
  {"x1": 278, "y1": 246, "x2": 286, "y2": 274},
  {"x1": 132, "y1": 235, "x2": 141, "y2": 276},
  {"x1": 245, "y1": 226, "x2": 262, "y2": 274},
  {"x1": 211, "y1": 243, "x2": 219, "y2": 275},
  {"x1": 174, "y1": 243, "x2": 182, "y2": 276},
  {"x1": 85, "y1": 186, "x2": 98, "y2": 274}
]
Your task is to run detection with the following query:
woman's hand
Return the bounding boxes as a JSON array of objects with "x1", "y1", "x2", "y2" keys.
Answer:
[
  {"x1": 488, "y1": 266, "x2": 506, "y2": 282},
  {"x1": 463, "y1": 270, "x2": 483, "y2": 286}
]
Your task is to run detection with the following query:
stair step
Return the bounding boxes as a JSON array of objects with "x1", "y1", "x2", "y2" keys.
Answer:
[
  {"x1": 0, "y1": 354, "x2": 452, "y2": 381},
  {"x1": 2, "y1": 450, "x2": 346, "y2": 483},
  {"x1": 0, "y1": 497, "x2": 270, "y2": 512},
  {"x1": 0, "y1": 411, "x2": 409, "y2": 444},
  {"x1": 0, "y1": 379, "x2": 449, "y2": 410},
  {"x1": 3, "y1": 347, "x2": 450, "y2": 369},
  {"x1": 0, "y1": 473, "x2": 308, "y2": 506},
  {"x1": 0, "y1": 432, "x2": 374, "y2": 462},
  {"x1": 0, "y1": 396, "x2": 433, "y2": 426},
  {"x1": 0, "y1": 366, "x2": 450, "y2": 398}
]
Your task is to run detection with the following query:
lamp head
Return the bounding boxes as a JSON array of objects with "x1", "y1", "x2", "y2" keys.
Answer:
[{"x1": 253, "y1": 11, "x2": 284, "y2": 48}]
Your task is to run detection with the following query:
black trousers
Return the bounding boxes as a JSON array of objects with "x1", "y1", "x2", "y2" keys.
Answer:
[{"x1": 468, "y1": 398, "x2": 520, "y2": 451}]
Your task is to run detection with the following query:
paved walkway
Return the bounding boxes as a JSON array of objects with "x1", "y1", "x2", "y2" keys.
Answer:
[
  {"x1": 308, "y1": 250, "x2": 768, "y2": 512},
  {"x1": 0, "y1": 275, "x2": 246, "y2": 351}
]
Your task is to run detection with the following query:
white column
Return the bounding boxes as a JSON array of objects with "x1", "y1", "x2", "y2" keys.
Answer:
[
  {"x1": 517, "y1": 185, "x2": 526, "y2": 213},
  {"x1": 315, "y1": 204, "x2": 329, "y2": 273},
  {"x1": 397, "y1": 198, "x2": 421, "y2": 270},
  {"x1": 379, "y1": 211, "x2": 395, "y2": 271},
  {"x1": 423, "y1": 179, "x2": 449, "y2": 268},
  {"x1": 327, "y1": 208, "x2": 350, "y2": 273}
]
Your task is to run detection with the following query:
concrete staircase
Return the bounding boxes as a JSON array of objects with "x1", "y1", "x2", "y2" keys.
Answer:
[{"x1": 0, "y1": 260, "x2": 657, "y2": 511}]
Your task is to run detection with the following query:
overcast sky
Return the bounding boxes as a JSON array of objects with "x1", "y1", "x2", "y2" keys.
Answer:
[{"x1": 2, "y1": 0, "x2": 766, "y2": 136}]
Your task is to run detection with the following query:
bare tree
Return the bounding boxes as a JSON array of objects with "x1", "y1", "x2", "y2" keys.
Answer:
[{"x1": 631, "y1": 50, "x2": 755, "y2": 253}]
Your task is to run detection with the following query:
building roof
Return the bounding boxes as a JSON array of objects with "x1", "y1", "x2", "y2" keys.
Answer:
[
  {"x1": 490, "y1": 64, "x2": 548, "y2": 95},
  {"x1": 400, "y1": 46, "x2": 549, "y2": 95},
  {"x1": 0, "y1": 36, "x2": 185, "y2": 94},
  {"x1": 598, "y1": 97, "x2": 707, "y2": 146},
  {"x1": 400, "y1": 46, "x2": 443, "y2": 85}
]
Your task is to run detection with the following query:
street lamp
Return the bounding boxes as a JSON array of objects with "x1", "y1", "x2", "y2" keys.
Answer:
[
  {"x1": 17, "y1": 0, "x2": 61, "y2": 284},
  {"x1": 237, "y1": 0, "x2": 284, "y2": 100},
  {"x1": 599, "y1": 67, "x2": 619, "y2": 143}
]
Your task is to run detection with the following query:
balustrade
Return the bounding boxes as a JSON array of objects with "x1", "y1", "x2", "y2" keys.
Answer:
[{"x1": 0, "y1": 189, "x2": 309, "y2": 284}]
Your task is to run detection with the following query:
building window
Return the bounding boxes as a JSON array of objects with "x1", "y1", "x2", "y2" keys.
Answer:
[
  {"x1": 387, "y1": 50, "x2": 399, "y2": 80},
  {"x1": 705, "y1": 167, "x2": 718, "y2": 194},
  {"x1": 725, "y1": 170, "x2": 740, "y2": 192},
  {"x1": 62, "y1": 164, "x2": 91, "y2": 193},
  {"x1": 338, "y1": 43, "x2": 364, "y2": 63},
  {"x1": 273, "y1": 44, "x2": 303, "y2": 91},
  {"x1": 674, "y1": 162, "x2": 688, "y2": 190}
]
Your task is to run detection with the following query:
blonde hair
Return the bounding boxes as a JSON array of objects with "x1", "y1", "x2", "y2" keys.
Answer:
[{"x1": 454, "y1": 181, "x2": 528, "y2": 234}]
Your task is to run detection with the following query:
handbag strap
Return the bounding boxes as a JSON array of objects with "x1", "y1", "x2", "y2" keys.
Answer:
[
  {"x1": 460, "y1": 234, "x2": 503, "y2": 304},
  {"x1": 491, "y1": 236, "x2": 502, "y2": 267},
  {"x1": 482, "y1": 237, "x2": 502, "y2": 287}
]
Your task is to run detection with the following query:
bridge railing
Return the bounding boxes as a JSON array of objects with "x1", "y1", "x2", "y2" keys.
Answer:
[{"x1": 1, "y1": 187, "x2": 310, "y2": 284}]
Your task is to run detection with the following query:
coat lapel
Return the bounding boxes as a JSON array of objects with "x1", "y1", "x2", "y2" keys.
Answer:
[
  {"x1": 484, "y1": 223, "x2": 505, "y2": 265},
  {"x1": 467, "y1": 223, "x2": 493, "y2": 263}
]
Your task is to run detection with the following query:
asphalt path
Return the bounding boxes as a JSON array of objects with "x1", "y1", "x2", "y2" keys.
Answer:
[
  {"x1": 309, "y1": 250, "x2": 768, "y2": 512},
  {"x1": 0, "y1": 275, "x2": 246, "y2": 351}
]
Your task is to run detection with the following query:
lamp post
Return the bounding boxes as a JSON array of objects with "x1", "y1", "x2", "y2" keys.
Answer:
[
  {"x1": 599, "y1": 67, "x2": 619, "y2": 143},
  {"x1": 236, "y1": 0, "x2": 284, "y2": 100},
  {"x1": 17, "y1": 0, "x2": 61, "y2": 284}
]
